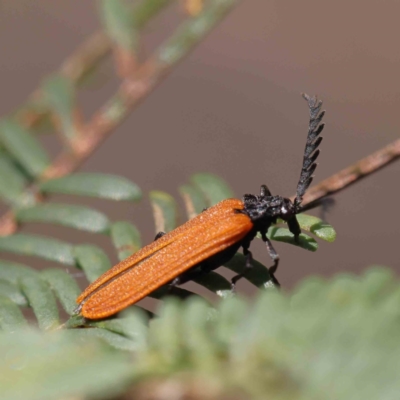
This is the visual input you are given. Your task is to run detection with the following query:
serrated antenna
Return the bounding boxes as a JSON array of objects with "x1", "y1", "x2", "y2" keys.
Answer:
[{"x1": 294, "y1": 93, "x2": 325, "y2": 210}]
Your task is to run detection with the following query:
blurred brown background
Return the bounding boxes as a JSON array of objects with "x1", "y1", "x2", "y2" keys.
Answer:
[{"x1": 0, "y1": 1, "x2": 399, "y2": 293}]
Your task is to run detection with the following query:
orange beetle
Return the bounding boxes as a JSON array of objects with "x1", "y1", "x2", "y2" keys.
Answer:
[{"x1": 76, "y1": 94, "x2": 325, "y2": 319}]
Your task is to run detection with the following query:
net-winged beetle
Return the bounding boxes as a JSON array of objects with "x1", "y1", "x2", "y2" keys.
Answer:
[{"x1": 76, "y1": 94, "x2": 325, "y2": 319}]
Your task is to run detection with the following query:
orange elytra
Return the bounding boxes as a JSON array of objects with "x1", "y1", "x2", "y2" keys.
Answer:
[{"x1": 76, "y1": 94, "x2": 325, "y2": 319}]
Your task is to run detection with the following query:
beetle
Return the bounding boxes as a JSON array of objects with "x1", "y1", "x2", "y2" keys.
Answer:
[{"x1": 76, "y1": 94, "x2": 325, "y2": 319}]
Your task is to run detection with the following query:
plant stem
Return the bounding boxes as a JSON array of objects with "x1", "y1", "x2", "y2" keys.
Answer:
[
  {"x1": 296, "y1": 138, "x2": 400, "y2": 206},
  {"x1": 0, "y1": 0, "x2": 238, "y2": 236}
]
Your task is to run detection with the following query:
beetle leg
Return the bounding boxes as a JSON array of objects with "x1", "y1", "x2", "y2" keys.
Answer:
[
  {"x1": 154, "y1": 231, "x2": 166, "y2": 241},
  {"x1": 261, "y1": 232, "x2": 281, "y2": 287},
  {"x1": 169, "y1": 275, "x2": 182, "y2": 287},
  {"x1": 287, "y1": 217, "x2": 301, "y2": 243},
  {"x1": 230, "y1": 246, "x2": 253, "y2": 290}
]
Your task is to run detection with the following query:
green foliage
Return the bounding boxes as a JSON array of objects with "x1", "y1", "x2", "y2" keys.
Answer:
[
  {"x1": 225, "y1": 253, "x2": 278, "y2": 289},
  {"x1": 0, "y1": 171, "x2": 334, "y2": 336},
  {"x1": 132, "y1": 0, "x2": 173, "y2": 29},
  {"x1": 149, "y1": 190, "x2": 178, "y2": 233},
  {"x1": 41, "y1": 268, "x2": 81, "y2": 315},
  {"x1": 41, "y1": 75, "x2": 76, "y2": 141},
  {"x1": 157, "y1": 0, "x2": 239, "y2": 65},
  {"x1": 0, "y1": 296, "x2": 28, "y2": 330},
  {"x1": 20, "y1": 273, "x2": 60, "y2": 330},
  {"x1": 296, "y1": 213, "x2": 337, "y2": 242},
  {"x1": 0, "y1": 118, "x2": 50, "y2": 178},
  {"x1": 110, "y1": 221, "x2": 142, "y2": 260},
  {"x1": 0, "y1": 150, "x2": 33, "y2": 207},
  {"x1": 131, "y1": 267, "x2": 400, "y2": 400},
  {"x1": 0, "y1": 329, "x2": 133, "y2": 400},
  {"x1": 0, "y1": 280, "x2": 27, "y2": 307},
  {"x1": 179, "y1": 183, "x2": 208, "y2": 218},
  {"x1": 191, "y1": 172, "x2": 235, "y2": 204},
  {"x1": 39, "y1": 172, "x2": 142, "y2": 201},
  {"x1": 0, "y1": 234, "x2": 75, "y2": 265},
  {"x1": 15, "y1": 203, "x2": 110, "y2": 233},
  {"x1": 0, "y1": 268, "x2": 399, "y2": 400},
  {"x1": 73, "y1": 244, "x2": 112, "y2": 282},
  {"x1": 100, "y1": 0, "x2": 138, "y2": 51},
  {"x1": 0, "y1": 2, "x2": 345, "y2": 398}
]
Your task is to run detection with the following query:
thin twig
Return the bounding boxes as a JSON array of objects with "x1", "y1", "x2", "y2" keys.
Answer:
[
  {"x1": 17, "y1": 31, "x2": 110, "y2": 129},
  {"x1": 43, "y1": 0, "x2": 238, "y2": 177},
  {"x1": 17, "y1": 0, "x2": 174, "y2": 128},
  {"x1": 293, "y1": 138, "x2": 400, "y2": 207},
  {"x1": 0, "y1": 0, "x2": 238, "y2": 236},
  {"x1": 42, "y1": 62, "x2": 161, "y2": 179},
  {"x1": 3, "y1": 0, "x2": 397, "y2": 236}
]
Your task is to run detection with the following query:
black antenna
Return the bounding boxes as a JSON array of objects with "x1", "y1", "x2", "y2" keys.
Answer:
[{"x1": 294, "y1": 94, "x2": 325, "y2": 210}]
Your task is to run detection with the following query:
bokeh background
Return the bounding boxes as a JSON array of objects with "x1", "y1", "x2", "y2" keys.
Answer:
[{"x1": 0, "y1": 0, "x2": 398, "y2": 295}]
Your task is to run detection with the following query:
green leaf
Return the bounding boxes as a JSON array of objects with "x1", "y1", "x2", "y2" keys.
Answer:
[
  {"x1": 325, "y1": 273, "x2": 360, "y2": 306},
  {"x1": 0, "y1": 234, "x2": 74, "y2": 265},
  {"x1": 20, "y1": 275, "x2": 59, "y2": 330},
  {"x1": 179, "y1": 183, "x2": 208, "y2": 219},
  {"x1": 234, "y1": 290, "x2": 288, "y2": 360},
  {"x1": 156, "y1": 0, "x2": 236, "y2": 65},
  {"x1": 100, "y1": 0, "x2": 137, "y2": 50},
  {"x1": 181, "y1": 297, "x2": 218, "y2": 370},
  {"x1": 0, "y1": 260, "x2": 36, "y2": 285},
  {"x1": 40, "y1": 269, "x2": 81, "y2": 315},
  {"x1": 191, "y1": 271, "x2": 232, "y2": 298},
  {"x1": 381, "y1": 280, "x2": 400, "y2": 315},
  {"x1": 190, "y1": 173, "x2": 234, "y2": 206},
  {"x1": 68, "y1": 268, "x2": 400, "y2": 398},
  {"x1": 39, "y1": 173, "x2": 141, "y2": 201},
  {"x1": 110, "y1": 221, "x2": 141, "y2": 261},
  {"x1": 132, "y1": 0, "x2": 172, "y2": 29},
  {"x1": 74, "y1": 327, "x2": 139, "y2": 351},
  {"x1": 0, "y1": 118, "x2": 50, "y2": 177},
  {"x1": 0, "y1": 151, "x2": 28, "y2": 187},
  {"x1": 149, "y1": 190, "x2": 178, "y2": 233},
  {"x1": 225, "y1": 253, "x2": 276, "y2": 289},
  {"x1": 152, "y1": 285, "x2": 199, "y2": 302},
  {"x1": 15, "y1": 203, "x2": 110, "y2": 233},
  {"x1": 215, "y1": 295, "x2": 248, "y2": 347},
  {"x1": 0, "y1": 296, "x2": 28, "y2": 331},
  {"x1": 267, "y1": 226, "x2": 318, "y2": 251},
  {"x1": 145, "y1": 269, "x2": 400, "y2": 398},
  {"x1": 87, "y1": 310, "x2": 148, "y2": 343},
  {"x1": 0, "y1": 150, "x2": 35, "y2": 207},
  {"x1": 150, "y1": 298, "x2": 183, "y2": 360},
  {"x1": 0, "y1": 329, "x2": 132, "y2": 400},
  {"x1": 42, "y1": 75, "x2": 76, "y2": 141},
  {"x1": 63, "y1": 314, "x2": 86, "y2": 329},
  {"x1": 291, "y1": 276, "x2": 327, "y2": 309},
  {"x1": 360, "y1": 266, "x2": 396, "y2": 304},
  {"x1": 73, "y1": 244, "x2": 111, "y2": 282},
  {"x1": 296, "y1": 213, "x2": 337, "y2": 242},
  {"x1": 0, "y1": 279, "x2": 28, "y2": 307}
]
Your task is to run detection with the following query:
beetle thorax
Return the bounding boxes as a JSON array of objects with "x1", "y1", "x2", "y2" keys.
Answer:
[{"x1": 242, "y1": 193, "x2": 296, "y2": 223}]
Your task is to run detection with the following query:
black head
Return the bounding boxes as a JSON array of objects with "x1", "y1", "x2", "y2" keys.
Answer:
[{"x1": 243, "y1": 187, "x2": 296, "y2": 224}]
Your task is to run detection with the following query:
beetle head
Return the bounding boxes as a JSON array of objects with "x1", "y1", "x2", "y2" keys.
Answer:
[{"x1": 243, "y1": 187, "x2": 296, "y2": 222}]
